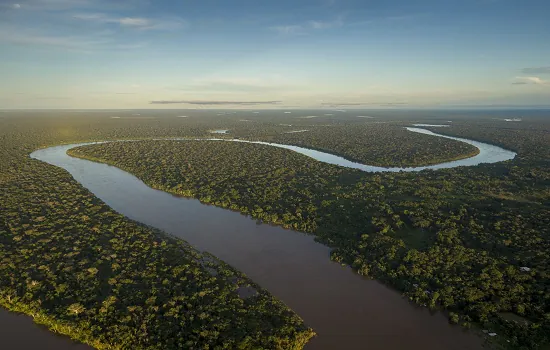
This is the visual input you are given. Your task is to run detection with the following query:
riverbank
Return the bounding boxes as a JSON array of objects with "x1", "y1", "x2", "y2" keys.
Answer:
[{"x1": 31, "y1": 141, "x2": 486, "y2": 350}]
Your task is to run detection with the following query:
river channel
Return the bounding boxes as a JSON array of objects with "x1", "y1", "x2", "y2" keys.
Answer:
[{"x1": 13, "y1": 128, "x2": 516, "y2": 349}]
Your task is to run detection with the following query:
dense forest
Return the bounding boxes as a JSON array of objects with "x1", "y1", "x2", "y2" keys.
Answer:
[
  {"x1": 69, "y1": 114, "x2": 550, "y2": 350},
  {"x1": 269, "y1": 124, "x2": 480, "y2": 167},
  {"x1": 1, "y1": 110, "x2": 549, "y2": 349},
  {"x1": 0, "y1": 113, "x2": 314, "y2": 349}
]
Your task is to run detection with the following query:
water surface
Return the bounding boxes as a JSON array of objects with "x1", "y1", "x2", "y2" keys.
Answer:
[
  {"x1": 412, "y1": 123, "x2": 450, "y2": 127},
  {"x1": 24, "y1": 129, "x2": 501, "y2": 349},
  {"x1": 0, "y1": 309, "x2": 90, "y2": 349},
  {"x1": 284, "y1": 130, "x2": 310, "y2": 134}
]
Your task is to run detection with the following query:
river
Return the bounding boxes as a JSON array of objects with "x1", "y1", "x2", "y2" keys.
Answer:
[
  {"x1": 0, "y1": 309, "x2": 90, "y2": 349},
  {"x1": 12, "y1": 128, "x2": 516, "y2": 349},
  {"x1": 208, "y1": 127, "x2": 515, "y2": 172}
]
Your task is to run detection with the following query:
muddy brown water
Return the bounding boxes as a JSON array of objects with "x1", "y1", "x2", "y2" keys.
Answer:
[
  {"x1": 18, "y1": 142, "x2": 486, "y2": 350},
  {"x1": 0, "y1": 309, "x2": 90, "y2": 349}
]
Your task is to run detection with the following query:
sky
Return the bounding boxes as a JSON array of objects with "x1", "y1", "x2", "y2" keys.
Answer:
[{"x1": 1, "y1": 0, "x2": 549, "y2": 109}]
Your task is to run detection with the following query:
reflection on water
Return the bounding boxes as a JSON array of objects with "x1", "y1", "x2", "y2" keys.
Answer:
[
  {"x1": 284, "y1": 130, "x2": 310, "y2": 134},
  {"x1": 412, "y1": 123, "x2": 450, "y2": 127},
  {"x1": 27, "y1": 136, "x2": 490, "y2": 350}
]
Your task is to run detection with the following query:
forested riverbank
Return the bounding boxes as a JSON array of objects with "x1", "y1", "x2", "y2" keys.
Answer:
[
  {"x1": 69, "y1": 125, "x2": 550, "y2": 349},
  {"x1": 1, "y1": 110, "x2": 549, "y2": 349},
  {"x1": 270, "y1": 124, "x2": 481, "y2": 167},
  {"x1": 0, "y1": 114, "x2": 314, "y2": 349}
]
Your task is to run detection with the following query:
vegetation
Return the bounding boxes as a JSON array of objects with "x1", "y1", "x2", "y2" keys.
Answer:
[
  {"x1": 0, "y1": 113, "x2": 314, "y2": 349},
  {"x1": 1, "y1": 110, "x2": 549, "y2": 349},
  {"x1": 70, "y1": 119, "x2": 550, "y2": 349},
  {"x1": 269, "y1": 124, "x2": 480, "y2": 167},
  {"x1": 190, "y1": 120, "x2": 481, "y2": 167}
]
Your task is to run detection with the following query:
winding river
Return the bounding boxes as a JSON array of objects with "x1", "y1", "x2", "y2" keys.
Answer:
[
  {"x1": 198, "y1": 127, "x2": 516, "y2": 172},
  {"x1": 17, "y1": 128, "x2": 515, "y2": 349}
]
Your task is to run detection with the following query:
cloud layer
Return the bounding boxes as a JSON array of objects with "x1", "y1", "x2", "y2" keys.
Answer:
[
  {"x1": 321, "y1": 102, "x2": 408, "y2": 107},
  {"x1": 270, "y1": 16, "x2": 343, "y2": 35},
  {"x1": 513, "y1": 76, "x2": 549, "y2": 86},
  {"x1": 0, "y1": 0, "x2": 185, "y2": 53},
  {"x1": 73, "y1": 13, "x2": 185, "y2": 30},
  {"x1": 150, "y1": 100, "x2": 282, "y2": 105}
]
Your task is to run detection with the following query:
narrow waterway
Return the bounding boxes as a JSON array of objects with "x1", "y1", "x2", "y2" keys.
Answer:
[
  {"x1": 210, "y1": 127, "x2": 515, "y2": 172},
  {"x1": 12, "y1": 128, "x2": 515, "y2": 349},
  {"x1": 155, "y1": 127, "x2": 516, "y2": 172}
]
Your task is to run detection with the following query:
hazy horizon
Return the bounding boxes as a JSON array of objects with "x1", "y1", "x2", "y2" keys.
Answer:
[{"x1": 2, "y1": 107, "x2": 550, "y2": 111}]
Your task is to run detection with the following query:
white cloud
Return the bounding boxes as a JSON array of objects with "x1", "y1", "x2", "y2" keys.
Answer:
[
  {"x1": 271, "y1": 16, "x2": 344, "y2": 35},
  {"x1": 9, "y1": 0, "x2": 153, "y2": 13},
  {"x1": 308, "y1": 16, "x2": 343, "y2": 30},
  {"x1": 0, "y1": 23, "x2": 145, "y2": 52},
  {"x1": 119, "y1": 17, "x2": 150, "y2": 26},
  {"x1": 170, "y1": 74, "x2": 306, "y2": 93},
  {"x1": 514, "y1": 76, "x2": 549, "y2": 85},
  {"x1": 12, "y1": 0, "x2": 96, "y2": 11},
  {"x1": 72, "y1": 13, "x2": 106, "y2": 21},
  {"x1": 349, "y1": 13, "x2": 429, "y2": 27},
  {"x1": 272, "y1": 13, "x2": 419, "y2": 35},
  {"x1": 0, "y1": 29, "x2": 111, "y2": 51},
  {"x1": 73, "y1": 13, "x2": 184, "y2": 30},
  {"x1": 0, "y1": 2, "x2": 22, "y2": 9},
  {"x1": 270, "y1": 25, "x2": 304, "y2": 35},
  {"x1": 140, "y1": 18, "x2": 186, "y2": 31},
  {"x1": 115, "y1": 42, "x2": 147, "y2": 49},
  {"x1": 308, "y1": 21, "x2": 331, "y2": 30}
]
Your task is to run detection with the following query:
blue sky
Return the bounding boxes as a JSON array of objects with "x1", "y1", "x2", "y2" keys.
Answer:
[{"x1": 1, "y1": 0, "x2": 549, "y2": 109}]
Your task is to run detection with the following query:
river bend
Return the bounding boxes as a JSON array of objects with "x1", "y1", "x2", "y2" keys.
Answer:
[{"x1": 20, "y1": 128, "x2": 515, "y2": 349}]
